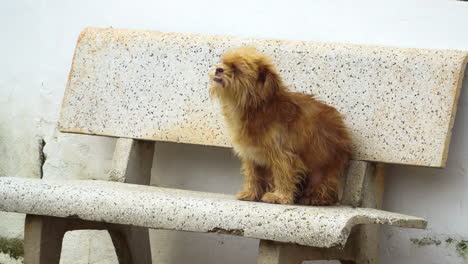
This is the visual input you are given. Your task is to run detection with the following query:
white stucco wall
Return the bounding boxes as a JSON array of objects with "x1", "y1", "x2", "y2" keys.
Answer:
[{"x1": 1, "y1": 0, "x2": 468, "y2": 263}]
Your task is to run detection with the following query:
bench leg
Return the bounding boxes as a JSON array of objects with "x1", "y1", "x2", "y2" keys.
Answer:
[
  {"x1": 339, "y1": 163, "x2": 385, "y2": 264},
  {"x1": 257, "y1": 163, "x2": 384, "y2": 264},
  {"x1": 22, "y1": 139, "x2": 155, "y2": 263},
  {"x1": 24, "y1": 215, "x2": 67, "y2": 264},
  {"x1": 24, "y1": 214, "x2": 152, "y2": 264},
  {"x1": 343, "y1": 225, "x2": 379, "y2": 264},
  {"x1": 108, "y1": 225, "x2": 152, "y2": 264},
  {"x1": 257, "y1": 240, "x2": 354, "y2": 264},
  {"x1": 107, "y1": 138, "x2": 154, "y2": 263},
  {"x1": 258, "y1": 240, "x2": 303, "y2": 264}
]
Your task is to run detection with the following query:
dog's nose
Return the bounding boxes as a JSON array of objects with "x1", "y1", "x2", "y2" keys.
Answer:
[{"x1": 215, "y1": 68, "x2": 224, "y2": 74}]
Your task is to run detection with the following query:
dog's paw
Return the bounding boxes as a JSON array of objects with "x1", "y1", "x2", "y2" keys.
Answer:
[
  {"x1": 261, "y1": 192, "x2": 294, "y2": 205},
  {"x1": 236, "y1": 190, "x2": 260, "y2": 201}
]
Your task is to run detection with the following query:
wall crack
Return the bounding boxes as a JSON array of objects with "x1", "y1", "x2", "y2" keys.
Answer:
[{"x1": 38, "y1": 138, "x2": 46, "y2": 179}]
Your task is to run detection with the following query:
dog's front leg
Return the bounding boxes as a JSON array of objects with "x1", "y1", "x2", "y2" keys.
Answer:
[
  {"x1": 261, "y1": 154, "x2": 304, "y2": 205},
  {"x1": 236, "y1": 160, "x2": 269, "y2": 201}
]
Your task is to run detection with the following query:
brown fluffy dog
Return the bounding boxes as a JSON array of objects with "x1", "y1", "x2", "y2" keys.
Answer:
[{"x1": 210, "y1": 47, "x2": 352, "y2": 205}]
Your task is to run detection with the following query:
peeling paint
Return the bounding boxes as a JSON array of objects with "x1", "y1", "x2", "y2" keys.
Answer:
[
  {"x1": 208, "y1": 227, "x2": 244, "y2": 236},
  {"x1": 67, "y1": 214, "x2": 80, "y2": 219},
  {"x1": 0, "y1": 237, "x2": 23, "y2": 260}
]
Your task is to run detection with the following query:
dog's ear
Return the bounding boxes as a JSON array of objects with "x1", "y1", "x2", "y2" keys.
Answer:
[{"x1": 257, "y1": 65, "x2": 280, "y2": 99}]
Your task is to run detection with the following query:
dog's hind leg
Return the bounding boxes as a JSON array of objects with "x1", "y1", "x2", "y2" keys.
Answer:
[{"x1": 297, "y1": 167, "x2": 340, "y2": 206}]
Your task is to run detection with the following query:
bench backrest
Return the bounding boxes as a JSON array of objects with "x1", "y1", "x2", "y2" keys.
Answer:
[{"x1": 59, "y1": 27, "x2": 468, "y2": 168}]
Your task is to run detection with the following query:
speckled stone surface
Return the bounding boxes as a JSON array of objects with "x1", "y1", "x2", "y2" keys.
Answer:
[
  {"x1": 0, "y1": 177, "x2": 426, "y2": 248},
  {"x1": 59, "y1": 27, "x2": 468, "y2": 167}
]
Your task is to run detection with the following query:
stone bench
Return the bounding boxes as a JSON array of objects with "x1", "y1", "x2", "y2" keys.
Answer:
[{"x1": 1, "y1": 27, "x2": 467, "y2": 264}]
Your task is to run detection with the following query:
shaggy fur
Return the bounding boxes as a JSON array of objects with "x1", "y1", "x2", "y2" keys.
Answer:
[{"x1": 209, "y1": 47, "x2": 352, "y2": 205}]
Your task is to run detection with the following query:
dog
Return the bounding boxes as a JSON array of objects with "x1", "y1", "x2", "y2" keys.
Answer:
[{"x1": 209, "y1": 47, "x2": 352, "y2": 205}]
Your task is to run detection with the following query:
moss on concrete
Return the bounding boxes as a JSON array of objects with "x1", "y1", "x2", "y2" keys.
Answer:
[
  {"x1": 411, "y1": 236, "x2": 468, "y2": 260},
  {"x1": 456, "y1": 240, "x2": 468, "y2": 260},
  {"x1": 0, "y1": 237, "x2": 24, "y2": 260},
  {"x1": 410, "y1": 237, "x2": 441, "y2": 246}
]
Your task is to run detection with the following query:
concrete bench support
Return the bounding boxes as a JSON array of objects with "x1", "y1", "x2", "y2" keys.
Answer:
[
  {"x1": 23, "y1": 138, "x2": 155, "y2": 264},
  {"x1": 258, "y1": 162, "x2": 385, "y2": 264}
]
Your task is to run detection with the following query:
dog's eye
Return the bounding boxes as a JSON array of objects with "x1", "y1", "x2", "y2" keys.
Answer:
[
  {"x1": 258, "y1": 68, "x2": 267, "y2": 83},
  {"x1": 231, "y1": 64, "x2": 241, "y2": 74},
  {"x1": 224, "y1": 62, "x2": 240, "y2": 74}
]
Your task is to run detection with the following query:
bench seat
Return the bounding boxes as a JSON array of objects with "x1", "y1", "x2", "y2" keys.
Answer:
[{"x1": 0, "y1": 177, "x2": 426, "y2": 248}]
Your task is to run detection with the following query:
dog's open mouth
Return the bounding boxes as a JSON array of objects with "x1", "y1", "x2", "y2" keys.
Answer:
[{"x1": 213, "y1": 77, "x2": 223, "y2": 84}]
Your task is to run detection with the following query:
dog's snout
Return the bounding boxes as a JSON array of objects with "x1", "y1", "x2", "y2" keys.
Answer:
[{"x1": 215, "y1": 67, "x2": 224, "y2": 74}]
